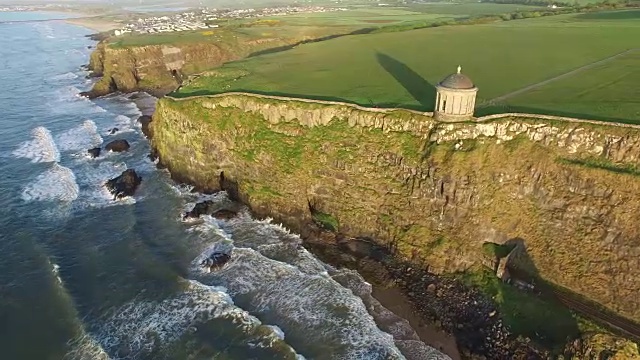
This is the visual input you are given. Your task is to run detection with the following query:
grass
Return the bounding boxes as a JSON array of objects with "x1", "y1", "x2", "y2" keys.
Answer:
[
  {"x1": 174, "y1": 10, "x2": 640, "y2": 123},
  {"x1": 491, "y1": 50, "x2": 640, "y2": 123},
  {"x1": 312, "y1": 211, "x2": 340, "y2": 231},
  {"x1": 460, "y1": 267, "x2": 590, "y2": 351},
  {"x1": 482, "y1": 242, "x2": 515, "y2": 259}
]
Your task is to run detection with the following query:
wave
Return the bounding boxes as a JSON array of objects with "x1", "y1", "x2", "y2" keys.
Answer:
[
  {"x1": 188, "y1": 210, "x2": 406, "y2": 360},
  {"x1": 51, "y1": 72, "x2": 79, "y2": 81},
  {"x1": 74, "y1": 161, "x2": 137, "y2": 208},
  {"x1": 50, "y1": 86, "x2": 107, "y2": 114},
  {"x1": 13, "y1": 126, "x2": 60, "y2": 163},
  {"x1": 22, "y1": 163, "x2": 79, "y2": 202},
  {"x1": 56, "y1": 120, "x2": 103, "y2": 153},
  {"x1": 87, "y1": 280, "x2": 301, "y2": 359}
]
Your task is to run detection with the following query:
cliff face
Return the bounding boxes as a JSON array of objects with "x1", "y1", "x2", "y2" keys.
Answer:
[
  {"x1": 86, "y1": 41, "x2": 237, "y2": 97},
  {"x1": 150, "y1": 94, "x2": 640, "y2": 323}
]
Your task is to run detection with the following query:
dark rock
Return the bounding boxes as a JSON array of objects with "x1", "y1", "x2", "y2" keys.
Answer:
[
  {"x1": 184, "y1": 200, "x2": 215, "y2": 219},
  {"x1": 137, "y1": 115, "x2": 153, "y2": 138},
  {"x1": 337, "y1": 236, "x2": 391, "y2": 261},
  {"x1": 183, "y1": 200, "x2": 237, "y2": 220},
  {"x1": 87, "y1": 147, "x2": 101, "y2": 158},
  {"x1": 105, "y1": 139, "x2": 130, "y2": 152},
  {"x1": 105, "y1": 169, "x2": 142, "y2": 199},
  {"x1": 79, "y1": 90, "x2": 94, "y2": 99},
  {"x1": 212, "y1": 209, "x2": 238, "y2": 220},
  {"x1": 87, "y1": 45, "x2": 93, "y2": 49},
  {"x1": 108, "y1": 128, "x2": 119, "y2": 135},
  {"x1": 200, "y1": 252, "x2": 231, "y2": 271}
]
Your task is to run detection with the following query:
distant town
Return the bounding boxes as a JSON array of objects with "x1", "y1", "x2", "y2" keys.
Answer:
[
  {"x1": 0, "y1": 4, "x2": 72, "y2": 12},
  {"x1": 114, "y1": 6, "x2": 347, "y2": 36}
]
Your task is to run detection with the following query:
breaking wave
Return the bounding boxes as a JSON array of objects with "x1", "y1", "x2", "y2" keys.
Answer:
[
  {"x1": 22, "y1": 163, "x2": 79, "y2": 202},
  {"x1": 87, "y1": 280, "x2": 301, "y2": 359},
  {"x1": 51, "y1": 72, "x2": 79, "y2": 81},
  {"x1": 187, "y1": 205, "x2": 407, "y2": 359},
  {"x1": 56, "y1": 120, "x2": 103, "y2": 152},
  {"x1": 13, "y1": 126, "x2": 60, "y2": 163}
]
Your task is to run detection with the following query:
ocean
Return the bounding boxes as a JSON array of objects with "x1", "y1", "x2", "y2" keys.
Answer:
[{"x1": 0, "y1": 13, "x2": 446, "y2": 360}]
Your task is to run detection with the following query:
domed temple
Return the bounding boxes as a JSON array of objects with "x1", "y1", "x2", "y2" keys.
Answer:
[{"x1": 434, "y1": 66, "x2": 478, "y2": 122}]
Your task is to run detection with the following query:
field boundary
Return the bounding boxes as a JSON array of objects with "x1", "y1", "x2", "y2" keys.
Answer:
[
  {"x1": 166, "y1": 91, "x2": 640, "y2": 129},
  {"x1": 480, "y1": 48, "x2": 640, "y2": 106}
]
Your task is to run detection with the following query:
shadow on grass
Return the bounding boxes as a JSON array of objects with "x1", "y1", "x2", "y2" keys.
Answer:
[
  {"x1": 375, "y1": 52, "x2": 436, "y2": 111},
  {"x1": 247, "y1": 27, "x2": 377, "y2": 58},
  {"x1": 476, "y1": 103, "x2": 639, "y2": 125},
  {"x1": 577, "y1": 9, "x2": 640, "y2": 20},
  {"x1": 471, "y1": 238, "x2": 581, "y2": 350}
]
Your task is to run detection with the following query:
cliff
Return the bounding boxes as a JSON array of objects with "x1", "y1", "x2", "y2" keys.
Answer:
[
  {"x1": 150, "y1": 93, "x2": 640, "y2": 325},
  {"x1": 85, "y1": 36, "x2": 294, "y2": 97}
]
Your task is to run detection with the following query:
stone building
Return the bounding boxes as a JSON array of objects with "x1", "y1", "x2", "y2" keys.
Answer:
[{"x1": 434, "y1": 66, "x2": 478, "y2": 122}]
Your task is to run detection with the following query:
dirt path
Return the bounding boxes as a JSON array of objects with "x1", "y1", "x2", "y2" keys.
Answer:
[{"x1": 480, "y1": 48, "x2": 639, "y2": 107}]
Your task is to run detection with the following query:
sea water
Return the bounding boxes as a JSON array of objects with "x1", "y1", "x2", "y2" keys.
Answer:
[{"x1": 0, "y1": 13, "x2": 447, "y2": 360}]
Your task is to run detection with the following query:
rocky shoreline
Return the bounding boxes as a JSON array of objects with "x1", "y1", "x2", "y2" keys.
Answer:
[
  {"x1": 136, "y1": 92, "x2": 639, "y2": 359},
  {"x1": 139, "y1": 108, "x2": 549, "y2": 359}
]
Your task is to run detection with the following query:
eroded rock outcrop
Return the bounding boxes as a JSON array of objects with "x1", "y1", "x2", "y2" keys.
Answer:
[
  {"x1": 87, "y1": 147, "x2": 101, "y2": 158},
  {"x1": 106, "y1": 169, "x2": 142, "y2": 199},
  {"x1": 150, "y1": 94, "x2": 640, "y2": 324},
  {"x1": 105, "y1": 139, "x2": 130, "y2": 152}
]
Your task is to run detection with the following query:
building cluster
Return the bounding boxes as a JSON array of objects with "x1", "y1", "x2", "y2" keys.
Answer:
[
  {"x1": 113, "y1": 6, "x2": 346, "y2": 36},
  {"x1": 0, "y1": 4, "x2": 70, "y2": 12}
]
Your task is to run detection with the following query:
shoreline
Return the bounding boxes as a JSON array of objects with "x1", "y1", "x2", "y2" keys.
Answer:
[{"x1": 63, "y1": 17, "x2": 119, "y2": 33}]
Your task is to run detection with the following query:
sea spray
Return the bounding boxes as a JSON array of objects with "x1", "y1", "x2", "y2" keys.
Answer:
[
  {"x1": 22, "y1": 163, "x2": 79, "y2": 202},
  {"x1": 13, "y1": 126, "x2": 60, "y2": 163},
  {"x1": 56, "y1": 119, "x2": 103, "y2": 152}
]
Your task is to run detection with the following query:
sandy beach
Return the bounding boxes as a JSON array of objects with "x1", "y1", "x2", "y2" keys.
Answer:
[{"x1": 63, "y1": 17, "x2": 119, "y2": 33}]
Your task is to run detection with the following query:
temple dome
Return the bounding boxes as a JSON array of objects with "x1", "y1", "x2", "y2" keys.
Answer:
[{"x1": 438, "y1": 66, "x2": 475, "y2": 90}]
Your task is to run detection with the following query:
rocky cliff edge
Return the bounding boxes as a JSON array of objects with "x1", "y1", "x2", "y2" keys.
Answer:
[{"x1": 150, "y1": 93, "x2": 640, "y2": 325}]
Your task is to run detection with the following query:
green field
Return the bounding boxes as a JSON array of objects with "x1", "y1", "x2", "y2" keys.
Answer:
[{"x1": 175, "y1": 9, "x2": 640, "y2": 123}]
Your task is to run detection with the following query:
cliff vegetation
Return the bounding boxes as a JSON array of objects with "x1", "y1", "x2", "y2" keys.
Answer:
[{"x1": 151, "y1": 94, "x2": 640, "y2": 335}]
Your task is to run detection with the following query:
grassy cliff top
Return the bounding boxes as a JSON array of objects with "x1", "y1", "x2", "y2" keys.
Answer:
[{"x1": 173, "y1": 9, "x2": 640, "y2": 124}]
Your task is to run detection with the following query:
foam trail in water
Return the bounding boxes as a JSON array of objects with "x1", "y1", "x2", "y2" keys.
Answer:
[
  {"x1": 56, "y1": 120, "x2": 103, "y2": 153},
  {"x1": 22, "y1": 164, "x2": 79, "y2": 202},
  {"x1": 88, "y1": 280, "x2": 299, "y2": 358},
  {"x1": 189, "y1": 212, "x2": 407, "y2": 360},
  {"x1": 51, "y1": 72, "x2": 79, "y2": 81},
  {"x1": 13, "y1": 126, "x2": 60, "y2": 163}
]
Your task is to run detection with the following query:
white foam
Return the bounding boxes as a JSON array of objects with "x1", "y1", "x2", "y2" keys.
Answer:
[
  {"x1": 52, "y1": 263, "x2": 62, "y2": 284},
  {"x1": 88, "y1": 280, "x2": 295, "y2": 358},
  {"x1": 22, "y1": 164, "x2": 79, "y2": 202},
  {"x1": 266, "y1": 325, "x2": 285, "y2": 340},
  {"x1": 56, "y1": 120, "x2": 103, "y2": 152},
  {"x1": 64, "y1": 334, "x2": 112, "y2": 360},
  {"x1": 74, "y1": 161, "x2": 138, "y2": 208},
  {"x1": 13, "y1": 126, "x2": 60, "y2": 163},
  {"x1": 105, "y1": 115, "x2": 135, "y2": 134},
  {"x1": 52, "y1": 72, "x2": 79, "y2": 81}
]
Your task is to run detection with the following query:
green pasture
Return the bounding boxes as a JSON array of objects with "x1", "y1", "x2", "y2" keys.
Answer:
[
  {"x1": 174, "y1": 10, "x2": 640, "y2": 123},
  {"x1": 491, "y1": 50, "x2": 640, "y2": 123}
]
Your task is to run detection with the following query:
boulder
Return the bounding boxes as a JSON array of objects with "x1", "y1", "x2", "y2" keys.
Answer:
[
  {"x1": 87, "y1": 147, "x2": 101, "y2": 158},
  {"x1": 184, "y1": 200, "x2": 215, "y2": 219},
  {"x1": 137, "y1": 115, "x2": 153, "y2": 138},
  {"x1": 212, "y1": 209, "x2": 238, "y2": 220},
  {"x1": 200, "y1": 252, "x2": 231, "y2": 271},
  {"x1": 105, "y1": 139, "x2": 130, "y2": 152},
  {"x1": 108, "y1": 128, "x2": 119, "y2": 135},
  {"x1": 183, "y1": 200, "x2": 238, "y2": 220},
  {"x1": 105, "y1": 169, "x2": 142, "y2": 199}
]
